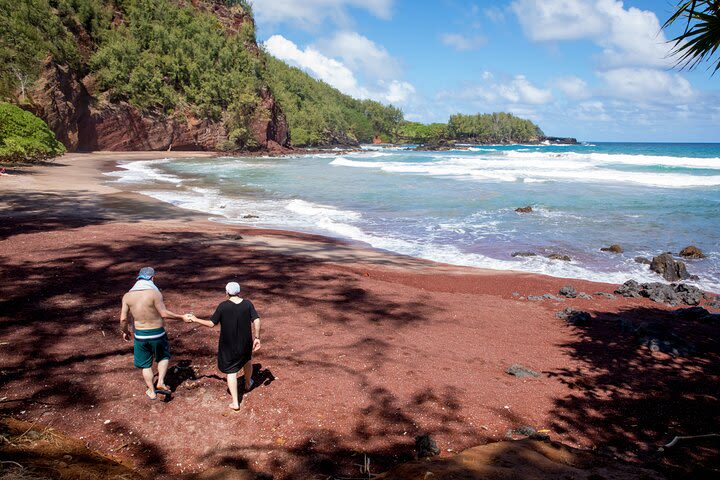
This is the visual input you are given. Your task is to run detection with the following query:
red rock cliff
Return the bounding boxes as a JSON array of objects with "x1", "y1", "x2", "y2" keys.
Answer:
[{"x1": 25, "y1": 2, "x2": 289, "y2": 153}]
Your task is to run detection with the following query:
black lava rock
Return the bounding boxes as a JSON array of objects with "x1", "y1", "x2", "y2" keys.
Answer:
[
  {"x1": 415, "y1": 434, "x2": 440, "y2": 458},
  {"x1": 506, "y1": 364, "x2": 541, "y2": 378}
]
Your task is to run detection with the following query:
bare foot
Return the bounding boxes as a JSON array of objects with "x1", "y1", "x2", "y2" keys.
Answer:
[
  {"x1": 155, "y1": 384, "x2": 171, "y2": 395},
  {"x1": 146, "y1": 388, "x2": 157, "y2": 400},
  {"x1": 229, "y1": 403, "x2": 240, "y2": 411}
]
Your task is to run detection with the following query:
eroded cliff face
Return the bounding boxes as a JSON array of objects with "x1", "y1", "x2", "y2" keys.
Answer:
[{"x1": 24, "y1": 2, "x2": 289, "y2": 153}]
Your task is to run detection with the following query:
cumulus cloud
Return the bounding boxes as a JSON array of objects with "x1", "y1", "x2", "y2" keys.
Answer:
[
  {"x1": 264, "y1": 35, "x2": 415, "y2": 105},
  {"x1": 555, "y1": 76, "x2": 590, "y2": 100},
  {"x1": 507, "y1": 76, "x2": 553, "y2": 104},
  {"x1": 440, "y1": 74, "x2": 553, "y2": 106},
  {"x1": 598, "y1": 68, "x2": 694, "y2": 101},
  {"x1": 511, "y1": 0, "x2": 672, "y2": 68},
  {"x1": 384, "y1": 80, "x2": 416, "y2": 103},
  {"x1": 440, "y1": 33, "x2": 487, "y2": 51},
  {"x1": 315, "y1": 31, "x2": 400, "y2": 79},
  {"x1": 253, "y1": 0, "x2": 394, "y2": 28}
]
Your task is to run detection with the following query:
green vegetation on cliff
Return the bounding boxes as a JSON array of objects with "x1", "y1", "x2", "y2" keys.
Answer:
[
  {"x1": 263, "y1": 55, "x2": 403, "y2": 146},
  {"x1": 0, "y1": 0, "x2": 546, "y2": 150},
  {"x1": 397, "y1": 114, "x2": 543, "y2": 145},
  {"x1": 0, "y1": 102, "x2": 66, "y2": 162},
  {"x1": 0, "y1": 0, "x2": 404, "y2": 148},
  {"x1": 448, "y1": 113, "x2": 543, "y2": 144}
]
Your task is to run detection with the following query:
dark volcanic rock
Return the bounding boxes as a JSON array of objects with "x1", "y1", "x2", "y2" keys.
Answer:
[
  {"x1": 511, "y1": 251, "x2": 537, "y2": 257},
  {"x1": 615, "y1": 280, "x2": 642, "y2": 298},
  {"x1": 650, "y1": 253, "x2": 691, "y2": 282},
  {"x1": 542, "y1": 293, "x2": 564, "y2": 302},
  {"x1": 674, "y1": 283, "x2": 702, "y2": 306},
  {"x1": 558, "y1": 285, "x2": 577, "y2": 298},
  {"x1": 547, "y1": 254, "x2": 571, "y2": 261},
  {"x1": 634, "y1": 256, "x2": 651, "y2": 265},
  {"x1": 515, "y1": 206, "x2": 533, "y2": 213},
  {"x1": 641, "y1": 283, "x2": 679, "y2": 305},
  {"x1": 601, "y1": 244, "x2": 623, "y2": 253},
  {"x1": 556, "y1": 307, "x2": 591, "y2": 326},
  {"x1": 679, "y1": 245, "x2": 705, "y2": 259},
  {"x1": 543, "y1": 136, "x2": 579, "y2": 145},
  {"x1": 508, "y1": 426, "x2": 551, "y2": 441},
  {"x1": 577, "y1": 292, "x2": 593, "y2": 300},
  {"x1": 675, "y1": 306, "x2": 713, "y2": 321},
  {"x1": 415, "y1": 434, "x2": 440, "y2": 458},
  {"x1": 633, "y1": 322, "x2": 695, "y2": 357},
  {"x1": 615, "y1": 280, "x2": 703, "y2": 306},
  {"x1": 505, "y1": 364, "x2": 541, "y2": 378},
  {"x1": 594, "y1": 292, "x2": 617, "y2": 300}
]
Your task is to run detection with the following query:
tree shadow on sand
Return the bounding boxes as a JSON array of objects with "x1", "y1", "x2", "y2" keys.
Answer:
[
  {"x1": 0, "y1": 228, "x2": 456, "y2": 477},
  {"x1": 546, "y1": 306, "x2": 720, "y2": 479}
]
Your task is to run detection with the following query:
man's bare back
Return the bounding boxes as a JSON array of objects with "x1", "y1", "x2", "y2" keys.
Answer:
[{"x1": 122, "y1": 289, "x2": 168, "y2": 331}]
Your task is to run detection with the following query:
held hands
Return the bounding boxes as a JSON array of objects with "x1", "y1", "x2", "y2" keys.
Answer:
[{"x1": 183, "y1": 313, "x2": 196, "y2": 323}]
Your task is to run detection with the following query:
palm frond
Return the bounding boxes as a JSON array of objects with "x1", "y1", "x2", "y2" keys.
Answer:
[{"x1": 665, "y1": 1, "x2": 720, "y2": 73}]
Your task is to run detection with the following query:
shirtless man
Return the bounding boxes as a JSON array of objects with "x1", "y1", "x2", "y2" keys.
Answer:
[{"x1": 120, "y1": 267, "x2": 189, "y2": 400}]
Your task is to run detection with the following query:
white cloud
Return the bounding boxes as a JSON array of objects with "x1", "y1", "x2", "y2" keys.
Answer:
[
  {"x1": 598, "y1": 68, "x2": 694, "y2": 101},
  {"x1": 264, "y1": 34, "x2": 361, "y2": 95},
  {"x1": 511, "y1": 0, "x2": 673, "y2": 69},
  {"x1": 501, "y1": 75, "x2": 553, "y2": 104},
  {"x1": 315, "y1": 31, "x2": 400, "y2": 79},
  {"x1": 384, "y1": 80, "x2": 416, "y2": 103},
  {"x1": 264, "y1": 35, "x2": 415, "y2": 105},
  {"x1": 440, "y1": 33, "x2": 487, "y2": 51},
  {"x1": 441, "y1": 74, "x2": 553, "y2": 106},
  {"x1": 511, "y1": 0, "x2": 606, "y2": 41},
  {"x1": 555, "y1": 76, "x2": 590, "y2": 99},
  {"x1": 575, "y1": 101, "x2": 611, "y2": 121},
  {"x1": 253, "y1": 0, "x2": 394, "y2": 28},
  {"x1": 484, "y1": 7, "x2": 506, "y2": 23}
]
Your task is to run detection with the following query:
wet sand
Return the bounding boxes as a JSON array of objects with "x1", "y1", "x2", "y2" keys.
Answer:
[{"x1": 0, "y1": 153, "x2": 718, "y2": 478}]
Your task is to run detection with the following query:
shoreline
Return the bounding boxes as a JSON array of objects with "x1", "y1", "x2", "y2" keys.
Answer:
[
  {"x1": 101, "y1": 151, "x2": 718, "y2": 293},
  {"x1": 1, "y1": 151, "x2": 718, "y2": 478}
]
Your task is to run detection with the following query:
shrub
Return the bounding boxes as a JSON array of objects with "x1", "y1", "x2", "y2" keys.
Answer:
[{"x1": 0, "y1": 102, "x2": 66, "y2": 162}]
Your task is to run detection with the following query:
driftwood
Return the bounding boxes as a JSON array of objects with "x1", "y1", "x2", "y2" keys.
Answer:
[{"x1": 660, "y1": 433, "x2": 720, "y2": 451}]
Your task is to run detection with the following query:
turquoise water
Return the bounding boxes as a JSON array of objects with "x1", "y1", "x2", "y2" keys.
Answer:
[{"x1": 108, "y1": 142, "x2": 720, "y2": 292}]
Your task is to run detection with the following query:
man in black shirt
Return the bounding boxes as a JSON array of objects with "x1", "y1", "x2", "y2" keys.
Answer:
[{"x1": 188, "y1": 282, "x2": 261, "y2": 410}]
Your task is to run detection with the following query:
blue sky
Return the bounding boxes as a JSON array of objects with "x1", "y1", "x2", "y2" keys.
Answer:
[{"x1": 252, "y1": 0, "x2": 719, "y2": 142}]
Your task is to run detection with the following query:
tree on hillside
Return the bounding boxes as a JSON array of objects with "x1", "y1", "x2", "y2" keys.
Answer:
[{"x1": 664, "y1": 1, "x2": 720, "y2": 73}]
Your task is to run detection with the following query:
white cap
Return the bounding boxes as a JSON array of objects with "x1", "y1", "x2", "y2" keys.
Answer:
[{"x1": 225, "y1": 282, "x2": 241, "y2": 295}]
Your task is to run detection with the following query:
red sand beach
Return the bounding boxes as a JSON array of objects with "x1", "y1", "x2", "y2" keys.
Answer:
[{"x1": 0, "y1": 153, "x2": 718, "y2": 478}]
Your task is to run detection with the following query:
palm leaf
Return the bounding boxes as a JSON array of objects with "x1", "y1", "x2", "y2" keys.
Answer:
[{"x1": 665, "y1": 1, "x2": 720, "y2": 73}]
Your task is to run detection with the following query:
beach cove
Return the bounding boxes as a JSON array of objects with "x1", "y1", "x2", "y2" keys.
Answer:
[{"x1": 1, "y1": 152, "x2": 718, "y2": 478}]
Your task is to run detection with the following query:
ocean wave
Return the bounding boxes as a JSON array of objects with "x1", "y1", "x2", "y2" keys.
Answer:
[
  {"x1": 502, "y1": 150, "x2": 720, "y2": 170},
  {"x1": 105, "y1": 159, "x2": 183, "y2": 184},
  {"x1": 285, "y1": 199, "x2": 361, "y2": 221},
  {"x1": 125, "y1": 185, "x2": 719, "y2": 293},
  {"x1": 330, "y1": 156, "x2": 720, "y2": 188}
]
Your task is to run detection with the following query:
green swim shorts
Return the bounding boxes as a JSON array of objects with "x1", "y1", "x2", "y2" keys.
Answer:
[{"x1": 133, "y1": 327, "x2": 171, "y2": 368}]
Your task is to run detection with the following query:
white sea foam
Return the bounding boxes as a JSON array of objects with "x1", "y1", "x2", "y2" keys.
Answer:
[
  {"x1": 503, "y1": 150, "x2": 720, "y2": 170},
  {"x1": 105, "y1": 159, "x2": 184, "y2": 184},
  {"x1": 330, "y1": 154, "x2": 720, "y2": 188},
  {"x1": 285, "y1": 199, "x2": 361, "y2": 221}
]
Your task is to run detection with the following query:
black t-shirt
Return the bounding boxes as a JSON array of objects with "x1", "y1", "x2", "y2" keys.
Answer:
[{"x1": 211, "y1": 299, "x2": 259, "y2": 374}]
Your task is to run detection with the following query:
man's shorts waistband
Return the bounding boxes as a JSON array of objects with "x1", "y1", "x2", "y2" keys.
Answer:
[{"x1": 134, "y1": 327, "x2": 166, "y2": 340}]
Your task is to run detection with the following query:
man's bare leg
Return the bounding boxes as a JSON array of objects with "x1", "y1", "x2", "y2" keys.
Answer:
[
  {"x1": 142, "y1": 368, "x2": 157, "y2": 399},
  {"x1": 243, "y1": 361, "x2": 253, "y2": 390},
  {"x1": 227, "y1": 373, "x2": 240, "y2": 410},
  {"x1": 156, "y1": 359, "x2": 170, "y2": 391}
]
